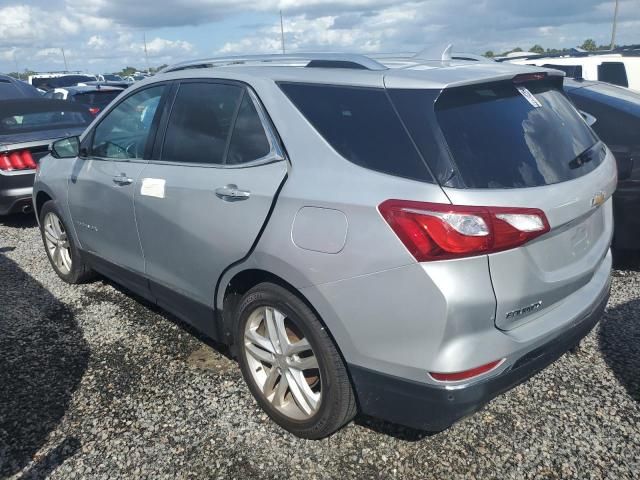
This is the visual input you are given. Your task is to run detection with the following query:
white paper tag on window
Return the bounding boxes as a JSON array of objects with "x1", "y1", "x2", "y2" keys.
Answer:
[
  {"x1": 141, "y1": 178, "x2": 165, "y2": 199},
  {"x1": 516, "y1": 86, "x2": 542, "y2": 108}
]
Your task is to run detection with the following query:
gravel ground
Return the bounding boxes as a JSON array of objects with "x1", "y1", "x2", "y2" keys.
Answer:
[{"x1": 0, "y1": 214, "x2": 639, "y2": 480}]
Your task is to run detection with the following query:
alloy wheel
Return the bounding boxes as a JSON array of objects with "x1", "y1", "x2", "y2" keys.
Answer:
[
  {"x1": 243, "y1": 306, "x2": 321, "y2": 420},
  {"x1": 43, "y1": 212, "x2": 73, "y2": 275}
]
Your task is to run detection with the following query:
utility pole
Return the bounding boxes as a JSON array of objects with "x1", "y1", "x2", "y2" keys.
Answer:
[
  {"x1": 144, "y1": 33, "x2": 150, "y2": 73},
  {"x1": 280, "y1": 10, "x2": 285, "y2": 54},
  {"x1": 610, "y1": 0, "x2": 619, "y2": 50},
  {"x1": 61, "y1": 48, "x2": 68, "y2": 71}
]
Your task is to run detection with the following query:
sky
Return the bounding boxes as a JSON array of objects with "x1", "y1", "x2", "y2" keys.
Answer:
[{"x1": 0, "y1": 0, "x2": 638, "y2": 74}]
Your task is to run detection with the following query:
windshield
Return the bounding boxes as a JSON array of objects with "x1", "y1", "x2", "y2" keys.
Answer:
[
  {"x1": 103, "y1": 74, "x2": 123, "y2": 81},
  {"x1": 433, "y1": 80, "x2": 600, "y2": 188}
]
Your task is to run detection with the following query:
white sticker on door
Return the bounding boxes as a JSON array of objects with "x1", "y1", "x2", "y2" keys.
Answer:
[
  {"x1": 516, "y1": 86, "x2": 542, "y2": 108},
  {"x1": 141, "y1": 178, "x2": 166, "y2": 199}
]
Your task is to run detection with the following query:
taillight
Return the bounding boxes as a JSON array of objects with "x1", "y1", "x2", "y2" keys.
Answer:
[
  {"x1": 21, "y1": 150, "x2": 37, "y2": 169},
  {"x1": 0, "y1": 154, "x2": 12, "y2": 171},
  {"x1": 379, "y1": 200, "x2": 550, "y2": 261},
  {"x1": 429, "y1": 359, "x2": 505, "y2": 382},
  {"x1": 0, "y1": 150, "x2": 38, "y2": 172},
  {"x1": 9, "y1": 152, "x2": 25, "y2": 169},
  {"x1": 89, "y1": 107, "x2": 100, "y2": 115}
]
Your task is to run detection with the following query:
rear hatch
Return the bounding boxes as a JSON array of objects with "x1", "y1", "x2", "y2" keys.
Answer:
[{"x1": 388, "y1": 73, "x2": 616, "y2": 330}]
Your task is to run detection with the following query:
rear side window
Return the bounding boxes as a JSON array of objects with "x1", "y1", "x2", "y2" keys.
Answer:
[
  {"x1": 598, "y1": 62, "x2": 629, "y2": 87},
  {"x1": 279, "y1": 83, "x2": 433, "y2": 182},
  {"x1": 162, "y1": 82, "x2": 242, "y2": 165},
  {"x1": 432, "y1": 80, "x2": 600, "y2": 188},
  {"x1": 226, "y1": 93, "x2": 271, "y2": 165},
  {"x1": 0, "y1": 80, "x2": 19, "y2": 100}
]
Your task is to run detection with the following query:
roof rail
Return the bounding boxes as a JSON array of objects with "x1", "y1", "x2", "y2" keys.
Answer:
[{"x1": 159, "y1": 53, "x2": 388, "y2": 73}]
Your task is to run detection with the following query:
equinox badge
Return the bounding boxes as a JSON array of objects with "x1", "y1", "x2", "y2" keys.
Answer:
[{"x1": 506, "y1": 301, "x2": 543, "y2": 319}]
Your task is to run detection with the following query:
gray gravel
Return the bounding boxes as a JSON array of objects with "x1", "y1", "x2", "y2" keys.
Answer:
[{"x1": 1, "y1": 214, "x2": 639, "y2": 479}]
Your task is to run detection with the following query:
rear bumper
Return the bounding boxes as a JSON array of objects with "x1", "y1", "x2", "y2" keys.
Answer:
[
  {"x1": 348, "y1": 278, "x2": 610, "y2": 431},
  {"x1": 0, "y1": 171, "x2": 35, "y2": 215}
]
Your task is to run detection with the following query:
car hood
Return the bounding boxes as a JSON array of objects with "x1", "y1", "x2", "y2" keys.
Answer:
[{"x1": 0, "y1": 125, "x2": 86, "y2": 148}]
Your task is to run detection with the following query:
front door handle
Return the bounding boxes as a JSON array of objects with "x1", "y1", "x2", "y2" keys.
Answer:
[
  {"x1": 112, "y1": 173, "x2": 133, "y2": 186},
  {"x1": 215, "y1": 184, "x2": 251, "y2": 201}
]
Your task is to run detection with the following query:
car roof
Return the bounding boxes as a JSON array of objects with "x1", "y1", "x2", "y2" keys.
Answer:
[
  {"x1": 155, "y1": 54, "x2": 562, "y2": 90},
  {"x1": 59, "y1": 85, "x2": 124, "y2": 93}
]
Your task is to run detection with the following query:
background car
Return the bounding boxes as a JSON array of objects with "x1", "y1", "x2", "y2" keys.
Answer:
[
  {"x1": 564, "y1": 78, "x2": 640, "y2": 251},
  {"x1": 29, "y1": 74, "x2": 98, "y2": 91},
  {"x1": 43, "y1": 85, "x2": 124, "y2": 116},
  {"x1": 97, "y1": 74, "x2": 124, "y2": 82},
  {"x1": 0, "y1": 74, "x2": 42, "y2": 100},
  {"x1": 0, "y1": 98, "x2": 93, "y2": 215}
]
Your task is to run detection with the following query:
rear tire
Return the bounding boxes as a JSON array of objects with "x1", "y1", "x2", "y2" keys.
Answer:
[
  {"x1": 39, "y1": 200, "x2": 94, "y2": 284},
  {"x1": 235, "y1": 282, "x2": 356, "y2": 439}
]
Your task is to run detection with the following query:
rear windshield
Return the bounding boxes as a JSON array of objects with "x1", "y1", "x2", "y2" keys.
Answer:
[
  {"x1": 73, "y1": 91, "x2": 121, "y2": 108},
  {"x1": 0, "y1": 108, "x2": 91, "y2": 134},
  {"x1": 278, "y1": 82, "x2": 433, "y2": 182},
  {"x1": 432, "y1": 80, "x2": 600, "y2": 188}
]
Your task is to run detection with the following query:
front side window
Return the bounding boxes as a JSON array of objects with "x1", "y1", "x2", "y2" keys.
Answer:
[
  {"x1": 92, "y1": 85, "x2": 164, "y2": 159},
  {"x1": 162, "y1": 82, "x2": 243, "y2": 165}
]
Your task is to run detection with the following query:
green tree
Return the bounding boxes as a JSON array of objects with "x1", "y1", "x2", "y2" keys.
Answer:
[
  {"x1": 581, "y1": 39, "x2": 597, "y2": 51},
  {"x1": 530, "y1": 44, "x2": 545, "y2": 54},
  {"x1": 483, "y1": 50, "x2": 495, "y2": 58},
  {"x1": 119, "y1": 66, "x2": 138, "y2": 77}
]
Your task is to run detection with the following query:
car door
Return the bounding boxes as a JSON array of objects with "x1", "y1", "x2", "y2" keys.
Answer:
[
  {"x1": 68, "y1": 84, "x2": 167, "y2": 294},
  {"x1": 134, "y1": 80, "x2": 287, "y2": 330}
]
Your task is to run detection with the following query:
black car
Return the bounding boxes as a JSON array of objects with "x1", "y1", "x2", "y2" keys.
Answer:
[
  {"x1": 43, "y1": 85, "x2": 124, "y2": 116},
  {"x1": 0, "y1": 99, "x2": 93, "y2": 215},
  {"x1": 0, "y1": 75, "x2": 42, "y2": 100},
  {"x1": 565, "y1": 78, "x2": 640, "y2": 250}
]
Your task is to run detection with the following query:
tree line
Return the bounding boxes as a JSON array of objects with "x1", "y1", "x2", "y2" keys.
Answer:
[{"x1": 483, "y1": 38, "x2": 623, "y2": 58}]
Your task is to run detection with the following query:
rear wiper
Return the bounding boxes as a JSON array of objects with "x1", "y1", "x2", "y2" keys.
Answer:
[{"x1": 568, "y1": 143, "x2": 599, "y2": 170}]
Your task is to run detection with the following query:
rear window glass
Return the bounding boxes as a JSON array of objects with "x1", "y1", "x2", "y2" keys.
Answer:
[
  {"x1": 0, "y1": 110, "x2": 90, "y2": 134},
  {"x1": 278, "y1": 83, "x2": 433, "y2": 182},
  {"x1": 0, "y1": 81, "x2": 20, "y2": 100},
  {"x1": 598, "y1": 62, "x2": 629, "y2": 87},
  {"x1": 73, "y1": 91, "x2": 121, "y2": 108},
  {"x1": 542, "y1": 64, "x2": 583, "y2": 78},
  {"x1": 432, "y1": 81, "x2": 600, "y2": 188}
]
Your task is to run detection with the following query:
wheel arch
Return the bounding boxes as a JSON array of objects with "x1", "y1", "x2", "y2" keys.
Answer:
[
  {"x1": 34, "y1": 190, "x2": 53, "y2": 219},
  {"x1": 218, "y1": 268, "x2": 350, "y2": 366}
]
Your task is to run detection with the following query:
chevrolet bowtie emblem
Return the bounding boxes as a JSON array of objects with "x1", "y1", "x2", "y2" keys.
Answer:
[{"x1": 591, "y1": 191, "x2": 606, "y2": 208}]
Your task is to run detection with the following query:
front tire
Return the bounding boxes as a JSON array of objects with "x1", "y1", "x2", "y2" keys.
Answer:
[
  {"x1": 235, "y1": 282, "x2": 356, "y2": 439},
  {"x1": 39, "y1": 200, "x2": 94, "y2": 284}
]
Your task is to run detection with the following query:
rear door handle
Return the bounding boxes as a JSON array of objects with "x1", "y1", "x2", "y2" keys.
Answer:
[
  {"x1": 215, "y1": 184, "x2": 251, "y2": 201},
  {"x1": 112, "y1": 173, "x2": 133, "y2": 186}
]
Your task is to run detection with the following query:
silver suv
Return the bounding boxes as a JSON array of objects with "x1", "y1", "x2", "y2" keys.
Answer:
[{"x1": 33, "y1": 52, "x2": 616, "y2": 439}]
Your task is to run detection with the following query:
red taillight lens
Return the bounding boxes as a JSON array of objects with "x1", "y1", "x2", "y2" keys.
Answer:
[
  {"x1": 379, "y1": 200, "x2": 550, "y2": 261},
  {"x1": 0, "y1": 150, "x2": 38, "y2": 171},
  {"x1": 429, "y1": 359, "x2": 505, "y2": 382},
  {"x1": 9, "y1": 152, "x2": 25, "y2": 169},
  {"x1": 21, "y1": 150, "x2": 37, "y2": 169},
  {"x1": 0, "y1": 154, "x2": 13, "y2": 171},
  {"x1": 89, "y1": 107, "x2": 100, "y2": 115}
]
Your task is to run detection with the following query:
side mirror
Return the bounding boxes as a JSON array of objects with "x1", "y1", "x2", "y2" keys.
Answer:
[
  {"x1": 579, "y1": 110, "x2": 597, "y2": 127},
  {"x1": 51, "y1": 136, "x2": 80, "y2": 159}
]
